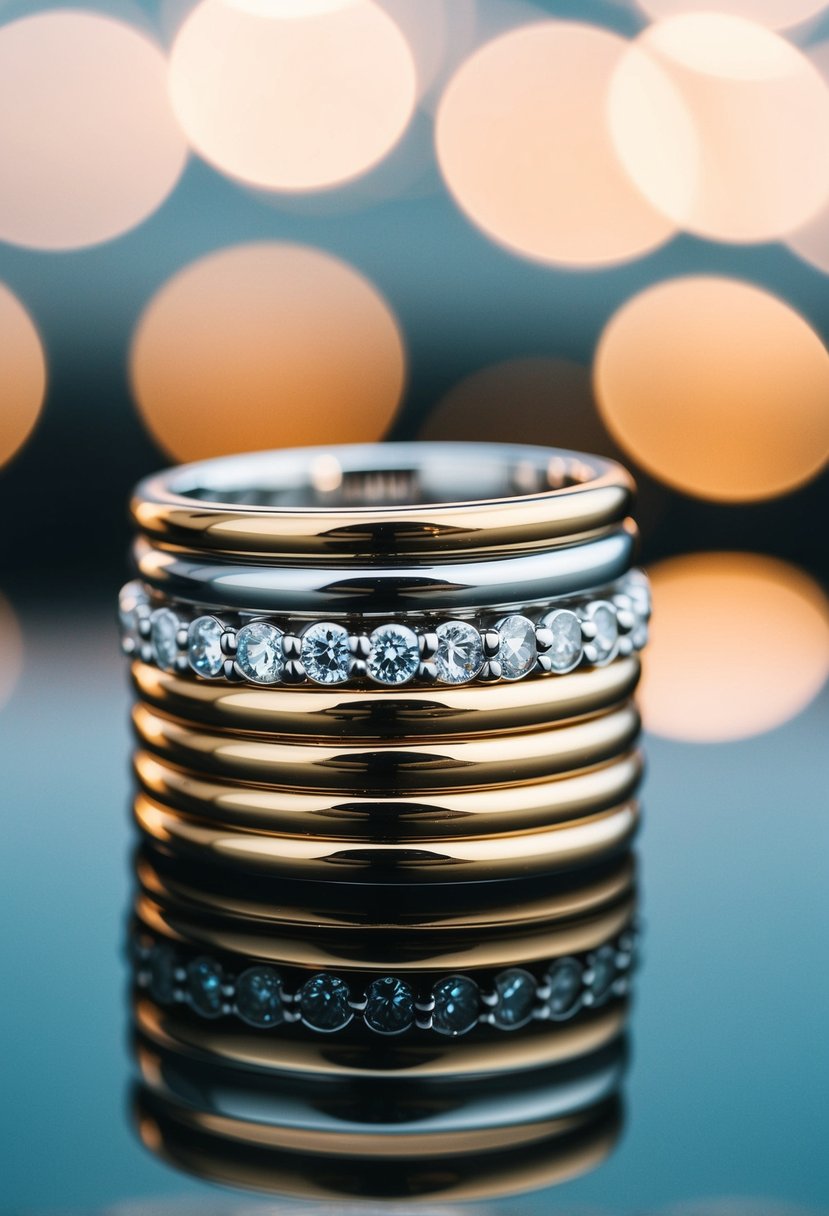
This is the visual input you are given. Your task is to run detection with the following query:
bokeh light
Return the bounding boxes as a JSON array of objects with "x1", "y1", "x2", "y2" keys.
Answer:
[
  {"x1": 435, "y1": 22, "x2": 676, "y2": 267},
  {"x1": 635, "y1": 0, "x2": 827, "y2": 29},
  {"x1": 594, "y1": 277, "x2": 829, "y2": 503},
  {"x1": 786, "y1": 41, "x2": 829, "y2": 273},
  {"x1": 169, "y1": 0, "x2": 417, "y2": 192},
  {"x1": 0, "y1": 591, "x2": 23, "y2": 712},
  {"x1": 130, "y1": 243, "x2": 406, "y2": 461},
  {"x1": 640, "y1": 553, "x2": 829, "y2": 742},
  {"x1": 610, "y1": 14, "x2": 829, "y2": 243},
  {"x1": 0, "y1": 11, "x2": 187, "y2": 251},
  {"x1": 0, "y1": 284, "x2": 46, "y2": 468}
]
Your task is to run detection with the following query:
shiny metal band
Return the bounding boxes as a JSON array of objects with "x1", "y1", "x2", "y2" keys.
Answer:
[
  {"x1": 130, "y1": 653, "x2": 642, "y2": 738},
  {"x1": 131, "y1": 442, "x2": 635, "y2": 558},
  {"x1": 132, "y1": 701, "x2": 640, "y2": 792},
  {"x1": 133, "y1": 794, "x2": 640, "y2": 880}
]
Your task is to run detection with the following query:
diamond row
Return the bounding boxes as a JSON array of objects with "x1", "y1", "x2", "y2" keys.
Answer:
[
  {"x1": 134, "y1": 928, "x2": 636, "y2": 1037},
  {"x1": 120, "y1": 572, "x2": 650, "y2": 688}
]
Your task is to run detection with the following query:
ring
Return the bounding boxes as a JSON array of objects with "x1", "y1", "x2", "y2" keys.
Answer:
[
  {"x1": 131, "y1": 702, "x2": 641, "y2": 791},
  {"x1": 132, "y1": 922, "x2": 636, "y2": 1037},
  {"x1": 129, "y1": 654, "x2": 642, "y2": 738},
  {"x1": 131, "y1": 441, "x2": 635, "y2": 556}
]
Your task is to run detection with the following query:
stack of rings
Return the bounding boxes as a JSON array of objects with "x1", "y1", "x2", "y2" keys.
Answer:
[{"x1": 122, "y1": 442, "x2": 647, "y2": 1199}]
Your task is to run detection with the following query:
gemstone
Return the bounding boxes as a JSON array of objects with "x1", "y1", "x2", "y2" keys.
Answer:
[
  {"x1": 431, "y1": 975, "x2": 479, "y2": 1036},
  {"x1": 545, "y1": 958, "x2": 583, "y2": 1021},
  {"x1": 186, "y1": 957, "x2": 224, "y2": 1018},
  {"x1": 491, "y1": 968, "x2": 537, "y2": 1030},
  {"x1": 235, "y1": 966, "x2": 284, "y2": 1027},
  {"x1": 187, "y1": 616, "x2": 225, "y2": 677},
  {"x1": 585, "y1": 945, "x2": 617, "y2": 1004},
  {"x1": 297, "y1": 973, "x2": 352, "y2": 1031},
  {"x1": 150, "y1": 607, "x2": 179, "y2": 671},
  {"x1": 119, "y1": 581, "x2": 146, "y2": 650},
  {"x1": 364, "y1": 976, "x2": 415, "y2": 1034},
  {"x1": 236, "y1": 621, "x2": 284, "y2": 684},
  {"x1": 367, "y1": 623, "x2": 420, "y2": 685},
  {"x1": 586, "y1": 602, "x2": 618, "y2": 665},
  {"x1": 495, "y1": 615, "x2": 537, "y2": 680},
  {"x1": 632, "y1": 619, "x2": 649, "y2": 650},
  {"x1": 434, "y1": 621, "x2": 484, "y2": 684},
  {"x1": 301, "y1": 621, "x2": 351, "y2": 684},
  {"x1": 625, "y1": 571, "x2": 651, "y2": 621},
  {"x1": 541, "y1": 609, "x2": 583, "y2": 674},
  {"x1": 148, "y1": 943, "x2": 178, "y2": 1004}
]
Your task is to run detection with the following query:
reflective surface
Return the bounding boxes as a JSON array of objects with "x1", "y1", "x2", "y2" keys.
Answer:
[{"x1": 3, "y1": 591, "x2": 828, "y2": 1214}]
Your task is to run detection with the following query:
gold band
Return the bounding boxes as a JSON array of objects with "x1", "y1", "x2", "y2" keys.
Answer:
[
  {"x1": 134, "y1": 794, "x2": 640, "y2": 879},
  {"x1": 134, "y1": 1084, "x2": 621, "y2": 1201},
  {"x1": 130, "y1": 655, "x2": 641, "y2": 739},
  {"x1": 133, "y1": 889, "x2": 635, "y2": 971},
  {"x1": 131, "y1": 443, "x2": 635, "y2": 559},
  {"x1": 133, "y1": 993, "x2": 627, "y2": 1078},
  {"x1": 135, "y1": 847, "x2": 636, "y2": 932},
  {"x1": 134, "y1": 747, "x2": 643, "y2": 838},
  {"x1": 132, "y1": 701, "x2": 641, "y2": 792}
]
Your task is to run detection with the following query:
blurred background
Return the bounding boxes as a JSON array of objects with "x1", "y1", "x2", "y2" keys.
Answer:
[{"x1": 2, "y1": 2, "x2": 829, "y2": 1213}]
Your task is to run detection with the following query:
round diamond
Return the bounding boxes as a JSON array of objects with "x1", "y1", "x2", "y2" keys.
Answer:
[
  {"x1": 236, "y1": 621, "x2": 284, "y2": 684},
  {"x1": 119, "y1": 581, "x2": 147, "y2": 652},
  {"x1": 625, "y1": 571, "x2": 651, "y2": 621},
  {"x1": 495, "y1": 615, "x2": 537, "y2": 680},
  {"x1": 187, "y1": 616, "x2": 225, "y2": 677},
  {"x1": 545, "y1": 958, "x2": 583, "y2": 1021},
  {"x1": 491, "y1": 968, "x2": 537, "y2": 1030},
  {"x1": 586, "y1": 602, "x2": 619, "y2": 665},
  {"x1": 431, "y1": 975, "x2": 479, "y2": 1037},
  {"x1": 367, "y1": 623, "x2": 420, "y2": 686},
  {"x1": 301, "y1": 621, "x2": 350, "y2": 684},
  {"x1": 541, "y1": 609, "x2": 583, "y2": 674},
  {"x1": 297, "y1": 973, "x2": 352, "y2": 1032},
  {"x1": 150, "y1": 607, "x2": 180, "y2": 671},
  {"x1": 434, "y1": 621, "x2": 484, "y2": 684},
  {"x1": 585, "y1": 945, "x2": 617, "y2": 1005},
  {"x1": 148, "y1": 943, "x2": 178, "y2": 1004},
  {"x1": 186, "y1": 957, "x2": 224, "y2": 1018},
  {"x1": 235, "y1": 966, "x2": 283, "y2": 1027},
  {"x1": 364, "y1": 976, "x2": 414, "y2": 1035}
]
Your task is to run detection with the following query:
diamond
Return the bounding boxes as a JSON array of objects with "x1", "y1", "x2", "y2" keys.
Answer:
[
  {"x1": 236, "y1": 621, "x2": 284, "y2": 684},
  {"x1": 235, "y1": 966, "x2": 284, "y2": 1027},
  {"x1": 150, "y1": 607, "x2": 180, "y2": 671},
  {"x1": 364, "y1": 976, "x2": 414, "y2": 1035},
  {"x1": 541, "y1": 608, "x2": 583, "y2": 674},
  {"x1": 585, "y1": 945, "x2": 617, "y2": 1005},
  {"x1": 586, "y1": 602, "x2": 619, "y2": 665},
  {"x1": 491, "y1": 968, "x2": 537, "y2": 1030},
  {"x1": 431, "y1": 975, "x2": 479, "y2": 1037},
  {"x1": 367, "y1": 623, "x2": 420, "y2": 685},
  {"x1": 625, "y1": 570, "x2": 651, "y2": 621},
  {"x1": 434, "y1": 621, "x2": 484, "y2": 684},
  {"x1": 119, "y1": 581, "x2": 147, "y2": 652},
  {"x1": 545, "y1": 958, "x2": 583, "y2": 1021},
  {"x1": 297, "y1": 973, "x2": 352, "y2": 1031},
  {"x1": 301, "y1": 621, "x2": 350, "y2": 684},
  {"x1": 187, "y1": 616, "x2": 225, "y2": 678},
  {"x1": 495, "y1": 615, "x2": 537, "y2": 680},
  {"x1": 186, "y1": 957, "x2": 224, "y2": 1018}
]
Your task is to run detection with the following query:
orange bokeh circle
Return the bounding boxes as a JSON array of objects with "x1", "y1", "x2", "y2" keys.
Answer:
[
  {"x1": 130, "y1": 243, "x2": 406, "y2": 462},
  {"x1": 0, "y1": 284, "x2": 46, "y2": 468}
]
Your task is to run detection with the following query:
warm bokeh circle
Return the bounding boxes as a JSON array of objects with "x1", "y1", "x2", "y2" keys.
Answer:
[
  {"x1": 130, "y1": 243, "x2": 406, "y2": 461},
  {"x1": 0, "y1": 11, "x2": 187, "y2": 250},
  {"x1": 610, "y1": 14, "x2": 829, "y2": 244},
  {"x1": 640, "y1": 553, "x2": 829, "y2": 742},
  {"x1": 435, "y1": 22, "x2": 676, "y2": 267},
  {"x1": 594, "y1": 276, "x2": 829, "y2": 503},
  {"x1": 635, "y1": 0, "x2": 828, "y2": 30},
  {"x1": 169, "y1": 0, "x2": 417, "y2": 191},
  {"x1": 0, "y1": 284, "x2": 46, "y2": 468}
]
